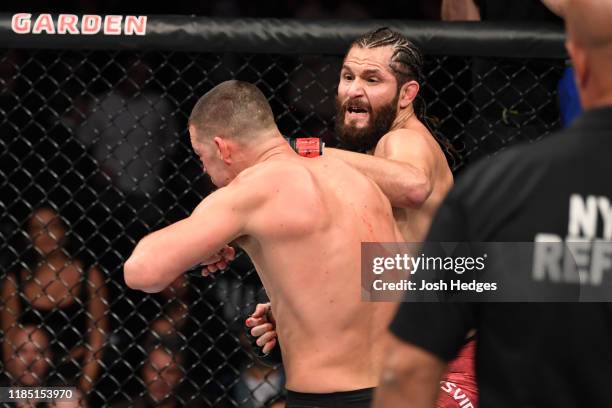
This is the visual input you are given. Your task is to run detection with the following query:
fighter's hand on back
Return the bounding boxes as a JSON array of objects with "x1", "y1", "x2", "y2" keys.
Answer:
[
  {"x1": 246, "y1": 302, "x2": 278, "y2": 354},
  {"x1": 200, "y1": 245, "x2": 236, "y2": 277}
]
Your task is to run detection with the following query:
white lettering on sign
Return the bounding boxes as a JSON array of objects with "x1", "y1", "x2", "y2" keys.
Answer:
[{"x1": 11, "y1": 14, "x2": 147, "y2": 35}]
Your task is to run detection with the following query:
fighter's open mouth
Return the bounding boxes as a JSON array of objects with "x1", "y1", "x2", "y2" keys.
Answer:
[{"x1": 347, "y1": 106, "x2": 368, "y2": 114}]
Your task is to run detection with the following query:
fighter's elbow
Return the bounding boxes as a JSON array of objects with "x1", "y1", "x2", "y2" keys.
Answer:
[
  {"x1": 124, "y1": 256, "x2": 144, "y2": 290},
  {"x1": 124, "y1": 254, "x2": 164, "y2": 293},
  {"x1": 401, "y1": 174, "x2": 432, "y2": 209}
]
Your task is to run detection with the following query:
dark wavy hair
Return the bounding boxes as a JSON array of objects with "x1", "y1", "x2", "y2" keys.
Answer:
[
  {"x1": 351, "y1": 27, "x2": 424, "y2": 116},
  {"x1": 350, "y1": 27, "x2": 457, "y2": 165}
]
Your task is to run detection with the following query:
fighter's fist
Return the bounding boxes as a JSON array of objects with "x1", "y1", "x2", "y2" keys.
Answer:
[
  {"x1": 201, "y1": 245, "x2": 236, "y2": 276},
  {"x1": 246, "y1": 302, "x2": 277, "y2": 354}
]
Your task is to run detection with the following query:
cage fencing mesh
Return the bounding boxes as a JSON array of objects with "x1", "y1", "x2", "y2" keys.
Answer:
[{"x1": 0, "y1": 48, "x2": 564, "y2": 406}]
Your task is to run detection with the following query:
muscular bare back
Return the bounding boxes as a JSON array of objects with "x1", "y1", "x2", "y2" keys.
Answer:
[{"x1": 234, "y1": 154, "x2": 401, "y2": 392}]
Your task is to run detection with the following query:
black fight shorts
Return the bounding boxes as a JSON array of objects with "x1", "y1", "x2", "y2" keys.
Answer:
[{"x1": 286, "y1": 388, "x2": 374, "y2": 408}]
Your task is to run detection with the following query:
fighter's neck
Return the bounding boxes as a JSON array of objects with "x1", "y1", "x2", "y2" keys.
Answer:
[
  {"x1": 390, "y1": 105, "x2": 416, "y2": 131},
  {"x1": 251, "y1": 137, "x2": 295, "y2": 166},
  {"x1": 363, "y1": 107, "x2": 421, "y2": 155}
]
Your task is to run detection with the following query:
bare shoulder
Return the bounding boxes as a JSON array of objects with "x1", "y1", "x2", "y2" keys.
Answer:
[
  {"x1": 379, "y1": 127, "x2": 438, "y2": 152},
  {"x1": 233, "y1": 158, "x2": 308, "y2": 189},
  {"x1": 376, "y1": 127, "x2": 441, "y2": 164},
  {"x1": 231, "y1": 159, "x2": 325, "y2": 232},
  {"x1": 318, "y1": 153, "x2": 356, "y2": 169},
  {"x1": 225, "y1": 159, "x2": 314, "y2": 204}
]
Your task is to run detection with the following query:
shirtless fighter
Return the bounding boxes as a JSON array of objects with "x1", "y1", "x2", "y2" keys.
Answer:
[
  {"x1": 124, "y1": 80, "x2": 403, "y2": 407},
  {"x1": 249, "y1": 25, "x2": 453, "y2": 346},
  {"x1": 247, "y1": 28, "x2": 477, "y2": 407}
]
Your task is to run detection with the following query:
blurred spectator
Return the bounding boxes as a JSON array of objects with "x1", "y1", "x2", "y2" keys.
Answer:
[
  {"x1": 233, "y1": 331, "x2": 284, "y2": 408},
  {"x1": 3, "y1": 324, "x2": 52, "y2": 387},
  {"x1": 0, "y1": 207, "x2": 109, "y2": 395},
  {"x1": 141, "y1": 339, "x2": 184, "y2": 407},
  {"x1": 74, "y1": 57, "x2": 179, "y2": 229},
  {"x1": 113, "y1": 333, "x2": 200, "y2": 408},
  {"x1": 0, "y1": 325, "x2": 54, "y2": 408},
  {"x1": 119, "y1": 275, "x2": 190, "y2": 348},
  {"x1": 2, "y1": 325, "x2": 89, "y2": 407},
  {"x1": 154, "y1": 275, "x2": 190, "y2": 333},
  {"x1": 50, "y1": 389, "x2": 89, "y2": 408},
  {"x1": 114, "y1": 272, "x2": 236, "y2": 407}
]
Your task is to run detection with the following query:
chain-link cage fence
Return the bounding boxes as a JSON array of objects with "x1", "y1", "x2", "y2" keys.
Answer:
[{"x1": 0, "y1": 16, "x2": 566, "y2": 407}]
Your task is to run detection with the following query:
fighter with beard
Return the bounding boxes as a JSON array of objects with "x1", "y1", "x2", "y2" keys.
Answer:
[
  {"x1": 327, "y1": 27, "x2": 453, "y2": 243},
  {"x1": 246, "y1": 29, "x2": 478, "y2": 408},
  {"x1": 247, "y1": 28, "x2": 454, "y2": 344}
]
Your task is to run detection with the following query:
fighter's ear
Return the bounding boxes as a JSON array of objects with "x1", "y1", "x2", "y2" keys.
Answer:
[
  {"x1": 398, "y1": 80, "x2": 419, "y2": 109},
  {"x1": 213, "y1": 136, "x2": 232, "y2": 164}
]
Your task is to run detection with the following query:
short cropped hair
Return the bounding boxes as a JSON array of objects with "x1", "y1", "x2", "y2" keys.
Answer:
[
  {"x1": 188, "y1": 80, "x2": 276, "y2": 141},
  {"x1": 350, "y1": 27, "x2": 424, "y2": 89}
]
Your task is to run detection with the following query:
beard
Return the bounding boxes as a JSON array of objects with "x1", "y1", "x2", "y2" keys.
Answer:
[{"x1": 334, "y1": 93, "x2": 398, "y2": 153}]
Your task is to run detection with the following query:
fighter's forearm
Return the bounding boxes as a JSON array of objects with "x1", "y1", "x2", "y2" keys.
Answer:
[
  {"x1": 441, "y1": 0, "x2": 481, "y2": 21},
  {"x1": 326, "y1": 148, "x2": 431, "y2": 208},
  {"x1": 124, "y1": 220, "x2": 214, "y2": 292},
  {"x1": 540, "y1": 0, "x2": 566, "y2": 17},
  {"x1": 125, "y1": 234, "x2": 172, "y2": 292}
]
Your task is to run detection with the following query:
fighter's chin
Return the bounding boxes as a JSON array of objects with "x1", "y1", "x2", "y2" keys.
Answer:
[
  {"x1": 211, "y1": 176, "x2": 233, "y2": 188},
  {"x1": 344, "y1": 115, "x2": 370, "y2": 128}
]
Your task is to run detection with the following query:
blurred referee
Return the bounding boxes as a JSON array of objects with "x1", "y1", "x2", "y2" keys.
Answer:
[{"x1": 373, "y1": 0, "x2": 612, "y2": 407}]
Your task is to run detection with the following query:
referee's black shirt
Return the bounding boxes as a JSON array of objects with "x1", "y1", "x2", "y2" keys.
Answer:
[{"x1": 390, "y1": 106, "x2": 612, "y2": 408}]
